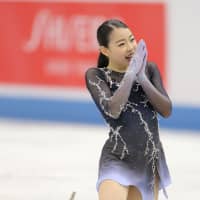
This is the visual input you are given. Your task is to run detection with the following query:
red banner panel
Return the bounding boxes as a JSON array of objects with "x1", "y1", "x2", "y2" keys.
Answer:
[{"x1": 0, "y1": 2, "x2": 166, "y2": 87}]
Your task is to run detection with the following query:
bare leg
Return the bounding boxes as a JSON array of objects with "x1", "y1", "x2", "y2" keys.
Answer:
[
  {"x1": 127, "y1": 174, "x2": 159, "y2": 200},
  {"x1": 98, "y1": 180, "x2": 129, "y2": 200},
  {"x1": 127, "y1": 186, "x2": 142, "y2": 200},
  {"x1": 154, "y1": 174, "x2": 159, "y2": 200}
]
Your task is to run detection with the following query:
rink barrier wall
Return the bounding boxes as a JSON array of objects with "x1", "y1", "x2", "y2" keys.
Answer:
[{"x1": 0, "y1": 96, "x2": 199, "y2": 131}]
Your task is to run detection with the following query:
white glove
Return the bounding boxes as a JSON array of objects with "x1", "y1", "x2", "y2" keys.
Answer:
[{"x1": 127, "y1": 39, "x2": 147, "y2": 76}]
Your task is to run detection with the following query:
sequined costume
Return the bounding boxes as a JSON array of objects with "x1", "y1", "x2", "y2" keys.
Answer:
[{"x1": 85, "y1": 62, "x2": 171, "y2": 200}]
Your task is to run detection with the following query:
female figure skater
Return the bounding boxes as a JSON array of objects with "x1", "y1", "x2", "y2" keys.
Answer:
[{"x1": 85, "y1": 19, "x2": 172, "y2": 200}]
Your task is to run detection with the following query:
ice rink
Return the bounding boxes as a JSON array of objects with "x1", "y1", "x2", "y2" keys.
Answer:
[{"x1": 0, "y1": 119, "x2": 199, "y2": 200}]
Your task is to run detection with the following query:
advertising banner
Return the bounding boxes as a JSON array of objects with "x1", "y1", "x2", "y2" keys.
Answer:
[{"x1": 0, "y1": 2, "x2": 165, "y2": 87}]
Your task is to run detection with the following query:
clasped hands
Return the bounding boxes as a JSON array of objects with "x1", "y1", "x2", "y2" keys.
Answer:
[{"x1": 129, "y1": 39, "x2": 148, "y2": 83}]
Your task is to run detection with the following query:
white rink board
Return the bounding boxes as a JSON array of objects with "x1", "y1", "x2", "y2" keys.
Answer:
[{"x1": 0, "y1": 120, "x2": 200, "y2": 200}]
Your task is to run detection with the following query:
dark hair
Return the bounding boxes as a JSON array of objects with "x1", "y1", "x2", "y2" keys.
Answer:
[{"x1": 97, "y1": 19, "x2": 128, "y2": 68}]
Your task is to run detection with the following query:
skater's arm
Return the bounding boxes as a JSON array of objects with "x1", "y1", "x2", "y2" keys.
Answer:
[
  {"x1": 85, "y1": 40, "x2": 147, "y2": 119},
  {"x1": 137, "y1": 62, "x2": 172, "y2": 118},
  {"x1": 85, "y1": 67, "x2": 135, "y2": 119}
]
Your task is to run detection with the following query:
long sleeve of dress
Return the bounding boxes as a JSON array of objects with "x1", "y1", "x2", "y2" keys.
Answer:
[
  {"x1": 85, "y1": 66, "x2": 137, "y2": 119},
  {"x1": 85, "y1": 39, "x2": 147, "y2": 119},
  {"x1": 138, "y1": 62, "x2": 172, "y2": 118}
]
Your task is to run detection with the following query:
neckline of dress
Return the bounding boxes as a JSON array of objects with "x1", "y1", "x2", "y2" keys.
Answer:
[{"x1": 105, "y1": 67, "x2": 126, "y2": 75}]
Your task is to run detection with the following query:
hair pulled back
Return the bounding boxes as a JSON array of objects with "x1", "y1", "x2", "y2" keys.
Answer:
[{"x1": 97, "y1": 19, "x2": 128, "y2": 68}]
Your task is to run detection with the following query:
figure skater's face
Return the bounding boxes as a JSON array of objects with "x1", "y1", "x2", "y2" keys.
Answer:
[{"x1": 100, "y1": 27, "x2": 137, "y2": 71}]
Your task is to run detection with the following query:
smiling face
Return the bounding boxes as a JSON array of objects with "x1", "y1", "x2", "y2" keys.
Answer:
[{"x1": 100, "y1": 27, "x2": 137, "y2": 72}]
